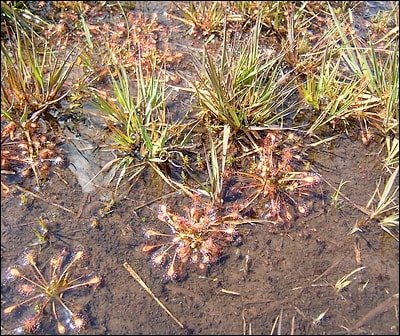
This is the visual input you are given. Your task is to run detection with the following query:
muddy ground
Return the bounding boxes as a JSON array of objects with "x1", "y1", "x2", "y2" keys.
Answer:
[{"x1": 1, "y1": 1, "x2": 399, "y2": 335}]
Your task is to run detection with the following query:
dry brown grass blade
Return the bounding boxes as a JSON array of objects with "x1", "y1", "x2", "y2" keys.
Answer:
[
  {"x1": 123, "y1": 262, "x2": 185, "y2": 329},
  {"x1": 220, "y1": 288, "x2": 241, "y2": 296},
  {"x1": 290, "y1": 315, "x2": 295, "y2": 335},
  {"x1": 354, "y1": 237, "x2": 362, "y2": 265}
]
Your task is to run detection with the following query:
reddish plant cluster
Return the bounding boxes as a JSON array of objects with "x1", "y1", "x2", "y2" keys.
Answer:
[
  {"x1": 3, "y1": 247, "x2": 101, "y2": 335},
  {"x1": 143, "y1": 199, "x2": 238, "y2": 281},
  {"x1": 1, "y1": 120, "x2": 65, "y2": 194},
  {"x1": 143, "y1": 131, "x2": 323, "y2": 279},
  {"x1": 233, "y1": 131, "x2": 321, "y2": 224},
  {"x1": 40, "y1": 2, "x2": 183, "y2": 77}
]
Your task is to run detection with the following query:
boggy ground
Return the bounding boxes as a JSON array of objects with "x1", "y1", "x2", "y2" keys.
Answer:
[
  {"x1": 1, "y1": 1, "x2": 399, "y2": 335},
  {"x1": 1, "y1": 127, "x2": 398, "y2": 335}
]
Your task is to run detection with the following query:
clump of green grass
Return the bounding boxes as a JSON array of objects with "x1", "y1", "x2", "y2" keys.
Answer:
[
  {"x1": 330, "y1": 3, "x2": 398, "y2": 134},
  {"x1": 310, "y1": 7, "x2": 399, "y2": 137},
  {"x1": 382, "y1": 136, "x2": 399, "y2": 174},
  {"x1": 192, "y1": 126, "x2": 230, "y2": 205},
  {"x1": 1, "y1": 17, "x2": 79, "y2": 188},
  {"x1": 300, "y1": 51, "x2": 378, "y2": 136},
  {"x1": 191, "y1": 18, "x2": 296, "y2": 142},
  {"x1": 230, "y1": 1, "x2": 274, "y2": 23},
  {"x1": 91, "y1": 60, "x2": 192, "y2": 196},
  {"x1": 231, "y1": 2, "x2": 351, "y2": 42},
  {"x1": 1, "y1": 1, "x2": 48, "y2": 37},
  {"x1": 1, "y1": 23, "x2": 78, "y2": 128},
  {"x1": 302, "y1": 4, "x2": 399, "y2": 140},
  {"x1": 230, "y1": 1, "x2": 306, "y2": 36},
  {"x1": 236, "y1": 1, "x2": 307, "y2": 36}
]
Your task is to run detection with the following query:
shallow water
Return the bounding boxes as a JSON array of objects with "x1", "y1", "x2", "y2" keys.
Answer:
[
  {"x1": 1, "y1": 1, "x2": 398, "y2": 335},
  {"x1": 2, "y1": 129, "x2": 398, "y2": 335}
]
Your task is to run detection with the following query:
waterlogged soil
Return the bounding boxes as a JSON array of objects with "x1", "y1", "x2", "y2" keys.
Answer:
[
  {"x1": 1, "y1": 130, "x2": 398, "y2": 335},
  {"x1": 1, "y1": 1, "x2": 399, "y2": 335}
]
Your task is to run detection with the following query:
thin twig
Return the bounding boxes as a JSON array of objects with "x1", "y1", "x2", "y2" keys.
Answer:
[
  {"x1": 242, "y1": 308, "x2": 247, "y2": 335},
  {"x1": 14, "y1": 185, "x2": 75, "y2": 215},
  {"x1": 123, "y1": 262, "x2": 185, "y2": 329},
  {"x1": 270, "y1": 312, "x2": 280, "y2": 335}
]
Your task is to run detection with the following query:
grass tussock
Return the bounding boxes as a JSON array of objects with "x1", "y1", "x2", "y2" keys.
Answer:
[
  {"x1": 91, "y1": 60, "x2": 192, "y2": 196},
  {"x1": 298, "y1": 3, "x2": 399, "y2": 142},
  {"x1": 191, "y1": 17, "x2": 296, "y2": 140},
  {"x1": 1, "y1": 24, "x2": 78, "y2": 127}
]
